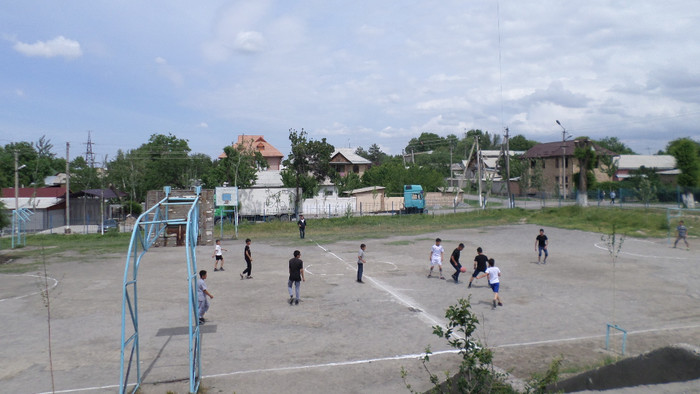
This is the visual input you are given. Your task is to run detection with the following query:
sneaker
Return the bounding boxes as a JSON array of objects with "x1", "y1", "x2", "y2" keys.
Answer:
[
  {"x1": 199, "y1": 318, "x2": 205, "y2": 324},
  {"x1": 289, "y1": 296, "x2": 294, "y2": 305},
  {"x1": 294, "y1": 299, "x2": 299, "y2": 305},
  {"x1": 498, "y1": 302, "x2": 503, "y2": 306},
  {"x1": 440, "y1": 276, "x2": 445, "y2": 280},
  {"x1": 427, "y1": 274, "x2": 432, "y2": 278},
  {"x1": 492, "y1": 300, "x2": 497, "y2": 309},
  {"x1": 468, "y1": 282, "x2": 472, "y2": 288},
  {"x1": 357, "y1": 279, "x2": 364, "y2": 283},
  {"x1": 219, "y1": 267, "x2": 225, "y2": 271},
  {"x1": 542, "y1": 260, "x2": 547, "y2": 265},
  {"x1": 214, "y1": 268, "x2": 219, "y2": 271},
  {"x1": 246, "y1": 276, "x2": 253, "y2": 279},
  {"x1": 240, "y1": 273, "x2": 244, "y2": 279}
]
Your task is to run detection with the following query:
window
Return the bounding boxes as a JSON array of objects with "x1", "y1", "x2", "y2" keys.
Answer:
[
  {"x1": 353, "y1": 165, "x2": 359, "y2": 173},
  {"x1": 257, "y1": 143, "x2": 265, "y2": 151},
  {"x1": 556, "y1": 158, "x2": 560, "y2": 169},
  {"x1": 324, "y1": 190, "x2": 334, "y2": 196}
]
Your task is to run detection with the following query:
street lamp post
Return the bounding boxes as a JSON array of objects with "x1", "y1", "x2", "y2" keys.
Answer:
[{"x1": 556, "y1": 120, "x2": 571, "y2": 200}]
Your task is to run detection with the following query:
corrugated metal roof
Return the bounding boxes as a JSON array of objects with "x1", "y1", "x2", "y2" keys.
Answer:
[
  {"x1": 0, "y1": 197, "x2": 62, "y2": 209},
  {"x1": 1, "y1": 187, "x2": 66, "y2": 198},
  {"x1": 332, "y1": 148, "x2": 372, "y2": 164},
  {"x1": 614, "y1": 155, "x2": 676, "y2": 170}
]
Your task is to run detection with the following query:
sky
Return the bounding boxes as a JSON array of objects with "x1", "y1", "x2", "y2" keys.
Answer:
[{"x1": 2, "y1": 1, "x2": 700, "y2": 164}]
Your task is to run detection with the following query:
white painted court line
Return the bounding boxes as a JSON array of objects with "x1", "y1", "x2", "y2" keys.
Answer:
[
  {"x1": 0, "y1": 273, "x2": 59, "y2": 303},
  {"x1": 495, "y1": 323, "x2": 700, "y2": 348},
  {"x1": 593, "y1": 241, "x2": 694, "y2": 260},
  {"x1": 313, "y1": 240, "x2": 446, "y2": 328}
]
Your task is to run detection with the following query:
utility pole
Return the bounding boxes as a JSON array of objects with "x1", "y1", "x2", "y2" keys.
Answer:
[
  {"x1": 449, "y1": 144, "x2": 454, "y2": 185},
  {"x1": 505, "y1": 127, "x2": 512, "y2": 208},
  {"x1": 476, "y1": 136, "x2": 483, "y2": 208},
  {"x1": 14, "y1": 150, "x2": 19, "y2": 211},
  {"x1": 65, "y1": 142, "x2": 71, "y2": 234}
]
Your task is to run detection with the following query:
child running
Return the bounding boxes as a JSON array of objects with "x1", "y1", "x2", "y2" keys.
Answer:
[
  {"x1": 477, "y1": 258, "x2": 502, "y2": 309},
  {"x1": 427, "y1": 238, "x2": 445, "y2": 279},
  {"x1": 674, "y1": 220, "x2": 690, "y2": 249},
  {"x1": 212, "y1": 239, "x2": 228, "y2": 271}
]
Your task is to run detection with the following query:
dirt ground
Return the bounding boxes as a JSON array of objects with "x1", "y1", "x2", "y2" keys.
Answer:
[{"x1": 1, "y1": 224, "x2": 698, "y2": 393}]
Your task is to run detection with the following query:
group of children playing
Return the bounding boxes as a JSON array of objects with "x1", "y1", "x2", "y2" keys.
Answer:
[{"x1": 427, "y1": 238, "x2": 503, "y2": 309}]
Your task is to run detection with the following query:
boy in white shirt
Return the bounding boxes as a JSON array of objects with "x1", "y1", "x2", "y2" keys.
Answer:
[
  {"x1": 477, "y1": 258, "x2": 502, "y2": 309},
  {"x1": 427, "y1": 238, "x2": 445, "y2": 279}
]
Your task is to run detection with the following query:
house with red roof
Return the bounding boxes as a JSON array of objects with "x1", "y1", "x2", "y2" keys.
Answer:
[{"x1": 219, "y1": 135, "x2": 284, "y2": 170}]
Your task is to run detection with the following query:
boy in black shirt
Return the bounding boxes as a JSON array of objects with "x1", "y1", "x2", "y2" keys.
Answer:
[
  {"x1": 468, "y1": 247, "x2": 488, "y2": 289},
  {"x1": 450, "y1": 243, "x2": 465, "y2": 283},
  {"x1": 535, "y1": 229, "x2": 548, "y2": 264}
]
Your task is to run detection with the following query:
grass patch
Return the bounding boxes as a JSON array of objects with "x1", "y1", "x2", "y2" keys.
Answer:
[{"x1": 233, "y1": 206, "x2": 669, "y2": 243}]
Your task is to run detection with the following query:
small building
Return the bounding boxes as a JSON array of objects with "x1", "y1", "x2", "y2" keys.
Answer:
[
  {"x1": 523, "y1": 140, "x2": 614, "y2": 197},
  {"x1": 330, "y1": 148, "x2": 372, "y2": 177},
  {"x1": 219, "y1": 135, "x2": 284, "y2": 170},
  {"x1": 1, "y1": 187, "x2": 127, "y2": 233},
  {"x1": 613, "y1": 155, "x2": 679, "y2": 184},
  {"x1": 343, "y1": 186, "x2": 387, "y2": 212}
]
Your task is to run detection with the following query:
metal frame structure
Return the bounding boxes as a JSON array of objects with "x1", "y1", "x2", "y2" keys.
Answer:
[
  {"x1": 11, "y1": 208, "x2": 33, "y2": 248},
  {"x1": 605, "y1": 323, "x2": 628, "y2": 355},
  {"x1": 119, "y1": 186, "x2": 202, "y2": 393}
]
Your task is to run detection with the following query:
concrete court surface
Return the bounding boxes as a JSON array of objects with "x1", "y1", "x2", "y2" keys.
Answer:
[{"x1": 0, "y1": 224, "x2": 698, "y2": 393}]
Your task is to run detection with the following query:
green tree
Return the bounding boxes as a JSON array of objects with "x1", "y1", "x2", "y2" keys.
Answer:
[
  {"x1": 208, "y1": 145, "x2": 266, "y2": 188},
  {"x1": 139, "y1": 133, "x2": 192, "y2": 193},
  {"x1": 106, "y1": 149, "x2": 146, "y2": 202},
  {"x1": 596, "y1": 136, "x2": 635, "y2": 154},
  {"x1": 509, "y1": 134, "x2": 538, "y2": 151},
  {"x1": 599, "y1": 154, "x2": 618, "y2": 181},
  {"x1": 667, "y1": 138, "x2": 700, "y2": 187},
  {"x1": 0, "y1": 200, "x2": 9, "y2": 228},
  {"x1": 573, "y1": 138, "x2": 597, "y2": 205},
  {"x1": 405, "y1": 132, "x2": 446, "y2": 153},
  {"x1": 367, "y1": 143, "x2": 388, "y2": 165},
  {"x1": 401, "y1": 297, "x2": 499, "y2": 393},
  {"x1": 69, "y1": 156, "x2": 101, "y2": 191},
  {"x1": 334, "y1": 172, "x2": 362, "y2": 196},
  {"x1": 354, "y1": 146, "x2": 369, "y2": 160},
  {"x1": 361, "y1": 161, "x2": 444, "y2": 195},
  {"x1": 0, "y1": 138, "x2": 64, "y2": 189},
  {"x1": 282, "y1": 128, "x2": 335, "y2": 214}
]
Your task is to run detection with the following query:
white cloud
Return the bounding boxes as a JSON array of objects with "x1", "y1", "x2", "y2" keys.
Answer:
[
  {"x1": 234, "y1": 31, "x2": 265, "y2": 53},
  {"x1": 198, "y1": 122, "x2": 209, "y2": 128},
  {"x1": 13, "y1": 36, "x2": 82, "y2": 59},
  {"x1": 154, "y1": 57, "x2": 183, "y2": 87}
]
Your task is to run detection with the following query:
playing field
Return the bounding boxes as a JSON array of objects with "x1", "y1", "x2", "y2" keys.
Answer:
[{"x1": 1, "y1": 224, "x2": 698, "y2": 393}]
